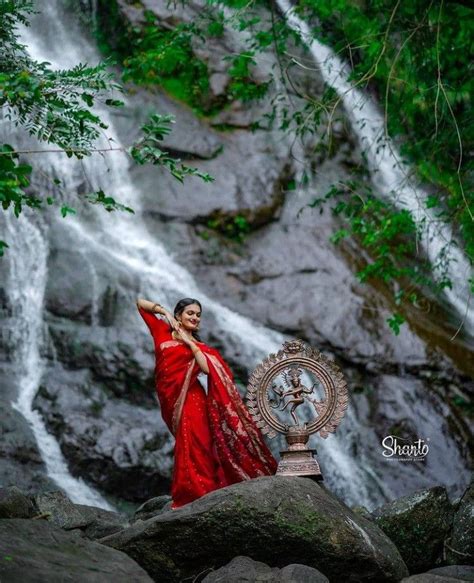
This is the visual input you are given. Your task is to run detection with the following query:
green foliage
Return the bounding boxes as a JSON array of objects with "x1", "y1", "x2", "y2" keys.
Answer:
[
  {"x1": 225, "y1": 51, "x2": 271, "y2": 102},
  {"x1": 387, "y1": 313, "x2": 406, "y2": 336},
  {"x1": 0, "y1": 1, "x2": 122, "y2": 156},
  {"x1": 129, "y1": 114, "x2": 214, "y2": 183},
  {"x1": 121, "y1": 14, "x2": 212, "y2": 112},
  {"x1": 294, "y1": 0, "x2": 474, "y2": 263},
  {"x1": 0, "y1": 145, "x2": 36, "y2": 217},
  {"x1": 0, "y1": 2, "x2": 214, "y2": 256},
  {"x1": 307, "y1": 179, "x2": 457, "y2": 329},
  {"x1": 197, "y1": 0, "x2": 473, "y2": 330},
  {"x1": 205, "y1": 213, "x2": 251, "y2": 242},
  {"x1": 97, "y1": 4, "x2": 272, "y2": 114}
]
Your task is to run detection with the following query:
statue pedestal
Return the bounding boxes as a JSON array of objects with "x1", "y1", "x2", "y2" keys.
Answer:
[
  {"x1": 277, "y1": 448, "x2": 323, "y2": 479},
  {"x1": 275, "y1": 426, "x2": 324, "y2": 479}
]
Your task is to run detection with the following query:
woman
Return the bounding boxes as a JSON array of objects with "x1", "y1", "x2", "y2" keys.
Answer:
[{"x1": 136, "y1": 296, "x2": 277, "y2": 509}]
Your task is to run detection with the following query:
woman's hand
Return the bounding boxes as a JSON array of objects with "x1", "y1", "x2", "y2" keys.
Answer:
[
  {"x1": 173, "y1": 324, "x2": 194, "y2": 346},
  {"x1": 163, "y1": 310, "x2": 180, "y2": 332}
]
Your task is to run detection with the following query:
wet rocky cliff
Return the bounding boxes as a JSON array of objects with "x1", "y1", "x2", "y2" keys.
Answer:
[{"x1": 0, "y1": 0, "x2": 472, "y2": 511}]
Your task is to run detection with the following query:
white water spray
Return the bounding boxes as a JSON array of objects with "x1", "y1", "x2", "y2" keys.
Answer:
[{"x1": 3, "y1": 212, "x2": 113, "y2": 509}]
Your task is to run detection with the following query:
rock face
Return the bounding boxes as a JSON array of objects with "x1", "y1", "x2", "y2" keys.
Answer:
[
  {"x1": 446, "y1": 479, "x2": 474, "y2": 566},
  {"x1": 132, "y1": 495, "x2": 172, "y2": 522},
  {"x1": 202, "y1": 555, "x2": 330, "y2": 583},
  {"x1": 101, "y1": 476, "x2": 409, "y2": 583},
  {"x1": 0, "y1": 486, "x2": 36, "y2": 519},
  {"x1": 0, "y1": 487, "x2": 129, "y2": 540},
  {"x1": 0, "y1": 519, "x2": 153, "y2": 583},
  {"x1": 32, "y1": 490, "x2": 129, "y2": 540},
  {"x1": 33, "y1": 361, "x2": 174, "y2": 502},
  {"x1": 400, "y1": 565, "x2": 474, "y2": 582},
  {"x1": 0, "y1": 0, "x2": 472, "y2": 514},
  {"x1": 372, "y1": 486, "x2": 454, "y2": 573}
]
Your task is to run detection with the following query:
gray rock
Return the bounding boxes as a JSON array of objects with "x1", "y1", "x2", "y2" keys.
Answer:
[
  {"x1": 31, "y1": 491, "x2": 129, "y2": 539},
  {"x1": 202, "y1": 555, "x2": 280, "y2": 582},
  {"x1": 101, "y1": 476, "x2": 408, "y2": 583},
  {"x1": 351, "y1": 505, "x2": 373, "y2": 521},
  {"x1": 33, "y1": 365, "x2": 174, "y2": 502},
  {"x1": 202, "y1": 555, "x2": 330, "y2": 582},
  {"x1": 400, "y1": 576, "x2": 460, "y2": 582},
  {"x1": 0, "y1": 519, "x2": 153, "y2": 582},
  {"x1": 0, "y1": 486, "x2": 36, "y2": 519},
  {"x1": 133, "y1": 495, "x2": 172, "y2": 521},
  {"x1": 447, "y1": 480, "x2": 474, "y2": 565},
  {"x1": 278, "y1": 563, "x2": 329, "y2": 583},
  {"x1": 1, "y1": 0, "x2": 471, "y2": 517},
  {"x1": 34, "y1": 490, "x2": 90, "y2": 529},
  {"x1": 428, "y1": 565, "x2": 474, "y2": 580},
  {"x1": 0, "y1": 395, "x2": 55, "y2": 496},
  {"x1": 73, "y1": 503, "x2": 129, "y2": 540},
  {"x1": 372, "y1": 486, "x2": 454, "y2": 573},
  {"x1": 400, "y1": 565, "x2": 474, "y2": 582}
]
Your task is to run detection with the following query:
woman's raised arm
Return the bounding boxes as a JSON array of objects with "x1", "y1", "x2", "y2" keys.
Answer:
[{"x1": 136, "y1": 299, "x2": 180, "y2": 331}]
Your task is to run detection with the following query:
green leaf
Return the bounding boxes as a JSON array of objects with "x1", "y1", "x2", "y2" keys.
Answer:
[
  {"x1": 387, "y1": 313, "x2": 406, "y2": 335},
  {"x1": 105, "y1": 99, "x2": 125, "y2": 107},
  {"x1": 0, "y1": 240, "x2": 10, "y2": 257},
  {"x1": 60, "y1": 205, "x2": 76, "y2": 218}
]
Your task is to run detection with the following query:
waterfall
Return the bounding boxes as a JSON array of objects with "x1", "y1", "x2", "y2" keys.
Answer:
[
  {"x1": 276, "y1": 0, "x2": 473, "y2": 333},
  {"x1": 3, "y1": 210, "x2": 113, "y2": 509},
  {"x1": 1, "y1": 0, "x2": 466, "y2": 512}
]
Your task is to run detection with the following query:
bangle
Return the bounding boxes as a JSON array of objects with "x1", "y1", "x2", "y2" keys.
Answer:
[{"x1": 152, "y1": 303, "x2": 162, "y2": 314}]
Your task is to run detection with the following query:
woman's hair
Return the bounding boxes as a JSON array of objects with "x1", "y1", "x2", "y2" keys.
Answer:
[
  {"x1": 173, "y1": 297, "x2": 202, "y2": 341},
  {"x1": 173, "y1": 297, "x2": 202, "y2": 318}
]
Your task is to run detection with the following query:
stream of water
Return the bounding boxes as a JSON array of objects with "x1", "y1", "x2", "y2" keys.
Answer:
[{"x1": 276, "y1": 0, "x2": 473, "y2": 333}]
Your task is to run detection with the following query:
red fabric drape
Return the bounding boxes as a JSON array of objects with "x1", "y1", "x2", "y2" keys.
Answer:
[{"x1": 138, "y1": 306, "x2": 277, "y2": 508}]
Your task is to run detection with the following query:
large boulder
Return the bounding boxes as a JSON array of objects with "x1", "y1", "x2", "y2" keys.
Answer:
[
  {"x1": 202, "y1": 555, "x2": 329, "y2": 583},
  {"x1": 372, "y1": 486, "x2": 454, "y2": 573},
  {"x1": 446, "y1": 479, "x2": 474, "y2": 565},
  {"x1": 101, "y1": 476, "x2": 409, "y2": 582},
  {"x1": 0, "y1": 519, "x2": 153, "y2": 582}
]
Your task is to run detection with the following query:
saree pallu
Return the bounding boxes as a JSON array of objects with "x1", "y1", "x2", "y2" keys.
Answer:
[{"x1": 138, "y1": 307, "x2": 277, "y2": 508}]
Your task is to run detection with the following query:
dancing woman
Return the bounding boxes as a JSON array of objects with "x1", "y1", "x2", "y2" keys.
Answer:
[{"x1": 136, "y1": 297, "x2": 277, "y2": 509}]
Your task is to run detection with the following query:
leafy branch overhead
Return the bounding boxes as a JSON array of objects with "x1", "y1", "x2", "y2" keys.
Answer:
[
  {"x1": 129, "y1": 114, "x2": 213, "y2": 184},
  {"x1": 0, "y1": 0, "x2": 213, "y2": 257}
]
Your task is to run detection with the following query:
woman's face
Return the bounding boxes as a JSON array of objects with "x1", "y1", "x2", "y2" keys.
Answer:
[{"x1": 178, "y1": 303, "x2": 202, "y2": 332}]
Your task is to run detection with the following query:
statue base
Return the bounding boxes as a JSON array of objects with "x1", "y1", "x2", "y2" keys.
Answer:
[{"x1": 276, "y1": 448, "x2": 323, "y2": 479}]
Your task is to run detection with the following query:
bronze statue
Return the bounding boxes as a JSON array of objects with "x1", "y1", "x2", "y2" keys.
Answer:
[
  {"x1": 246, "y1": 339, "x2": 348, "y2": 479},
  {"x1": 270, "y1": 365, "x2": 325, "y2": 426}
]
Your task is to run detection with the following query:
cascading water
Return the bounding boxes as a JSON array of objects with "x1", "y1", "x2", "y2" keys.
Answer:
[
  {"x1": 3, "y1": 212, "x2": 113, "y2": 509},
  {"x1": 1, "y1": 0, "x2": 467, "y2": 512},
  {"x1": 276, "y1": 0, "x2": 473, "y2": 334}
]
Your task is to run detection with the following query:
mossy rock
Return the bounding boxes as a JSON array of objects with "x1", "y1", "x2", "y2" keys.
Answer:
[
  {"x1": 372, "y1": 486, "x2": 454, "y2": 573},
  {"x1": 101, "y1": 476, "x2": 408, "y2": 582},
  {"x1": 0, "y1": 519, "x2": 152, "y2": 582},
  {"x1": 446, "y1": 478, "x2": 474, "y2": 566}
]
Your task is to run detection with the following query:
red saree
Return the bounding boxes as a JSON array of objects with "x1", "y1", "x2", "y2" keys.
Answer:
[{"x1": 138, "y1": 307, "x2": 277, "y2": 508}]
